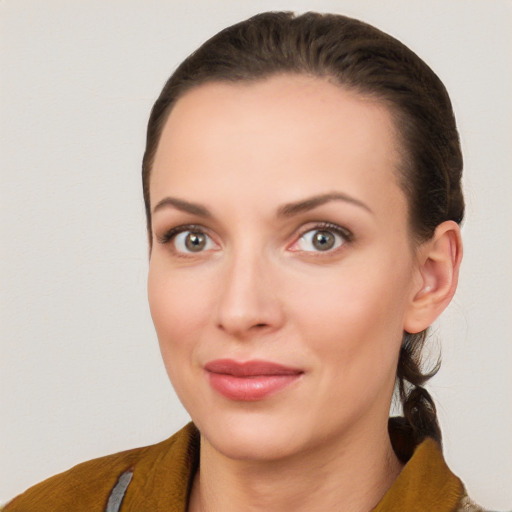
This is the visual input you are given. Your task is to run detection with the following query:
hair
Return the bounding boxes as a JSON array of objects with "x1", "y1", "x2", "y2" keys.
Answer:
[{"x1": 142, "y1": 11, "x2": 464, "y2": 447}]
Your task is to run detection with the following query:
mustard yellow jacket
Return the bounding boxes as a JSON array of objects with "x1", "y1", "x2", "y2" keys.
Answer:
[{"x1": 3, "y1": 422, "x2": 485, "y2": 511}]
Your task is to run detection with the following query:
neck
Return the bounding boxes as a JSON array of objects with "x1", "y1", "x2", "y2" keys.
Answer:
[{"x1": 188, "y1": 419, "x2": 403, "y2": 512}]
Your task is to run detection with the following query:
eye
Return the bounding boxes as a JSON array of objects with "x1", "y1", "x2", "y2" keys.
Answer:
[
  {"x1": 173, "y1": 230, "x2": 215, "y2": 253},
  {"x1": 156, "y1": 225, "x2": 218, "y2": 254},
  {"x1": 292, "y1": 224, "x2": 350, "y2": 253}
]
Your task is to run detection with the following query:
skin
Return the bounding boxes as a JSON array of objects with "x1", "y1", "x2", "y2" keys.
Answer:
[{"x1": 147, "y1": 75, "x2": 462, "y2": 512}]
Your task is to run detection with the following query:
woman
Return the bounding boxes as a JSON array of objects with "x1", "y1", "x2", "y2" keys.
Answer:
[{"x1": 3, "y1": 10, "x2": 487, "y2": 512}]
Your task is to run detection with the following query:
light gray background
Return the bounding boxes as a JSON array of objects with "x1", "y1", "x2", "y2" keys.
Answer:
[{"x1": 1, "y1": 1, "x2": 511, "y2": 509}]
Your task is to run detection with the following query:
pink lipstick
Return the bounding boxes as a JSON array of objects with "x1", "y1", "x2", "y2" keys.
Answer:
[{"x1": 204, "y1": 359, "x2": 303, "y2": 401}]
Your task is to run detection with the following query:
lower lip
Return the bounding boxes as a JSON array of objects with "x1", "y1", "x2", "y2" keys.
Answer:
[{"x1": 207, "y1": 373, "x2": 301, "y2": 401}]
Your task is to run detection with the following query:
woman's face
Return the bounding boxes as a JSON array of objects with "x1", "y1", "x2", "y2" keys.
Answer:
[{"x1": 148, "y1": 75, "x2": 423, "y2": 461}]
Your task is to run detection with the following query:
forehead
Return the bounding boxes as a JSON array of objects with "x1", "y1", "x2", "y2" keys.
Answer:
[{"x1": 150, "y1": 74, "x2": 404, "y2": 215}]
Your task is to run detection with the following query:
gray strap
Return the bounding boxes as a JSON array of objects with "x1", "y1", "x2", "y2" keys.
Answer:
[{"x1": 105, "y1": 469, "x2": 134, "y2": 512}]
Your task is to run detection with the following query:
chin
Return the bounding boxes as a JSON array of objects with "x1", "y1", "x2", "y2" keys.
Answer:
[{"x1": 196, "y1": 409, "x2": 312, "y2": 462}]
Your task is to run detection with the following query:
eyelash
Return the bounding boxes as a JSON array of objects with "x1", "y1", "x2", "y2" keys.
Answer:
[
  {"x1": 155, "y1": 222, "x2": 354, "y2": 254},
  {"x1": 293, "y1": 222, "x2": 353, "y2": 252},
  {"x1": 156, "y1": 224, "x2": 207, "y2": 245}
]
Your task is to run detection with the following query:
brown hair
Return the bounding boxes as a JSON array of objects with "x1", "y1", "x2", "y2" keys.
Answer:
[{"x1": 142, "y1": 11, "x2": 464, "y2": 446}]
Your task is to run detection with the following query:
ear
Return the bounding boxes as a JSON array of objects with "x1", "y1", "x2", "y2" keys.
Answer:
[{"x1": 404, "y1": 220, "x2": 463, "y2": 334}]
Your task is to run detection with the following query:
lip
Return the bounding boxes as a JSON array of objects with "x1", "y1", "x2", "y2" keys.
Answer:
[{"x1": 204, "y1": 359, "x2": 303, "y2": 401}]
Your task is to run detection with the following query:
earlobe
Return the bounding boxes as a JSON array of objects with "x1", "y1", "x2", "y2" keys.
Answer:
[{"x1": 404, "y1": 221, "x2": 463, "y2": 334}]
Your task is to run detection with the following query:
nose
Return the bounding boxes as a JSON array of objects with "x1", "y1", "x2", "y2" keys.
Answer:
[{"x1": 215, "y1": 248, "x2": 285, "y2": 339}]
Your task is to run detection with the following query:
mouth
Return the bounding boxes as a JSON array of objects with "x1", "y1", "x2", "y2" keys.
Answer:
[{"x1": 204, "y1": 359, "x2": 303, "y2": 401}]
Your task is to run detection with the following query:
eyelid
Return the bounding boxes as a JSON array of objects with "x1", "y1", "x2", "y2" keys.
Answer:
[
  {"x1": 288, "y1": 221, "x2": 353, "y2": 253},
  {"x1": 155, "y1": 224, "x2": 217, "y2": 247},
  {"x1": 155, "y1": 221, "x2": 352, "y2": 254},
  {"x1": 300, "y1": 221, "x2": 352, "y2": 239}
]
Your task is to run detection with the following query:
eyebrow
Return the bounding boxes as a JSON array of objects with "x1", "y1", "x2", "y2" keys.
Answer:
[
  {"x1": 152, "y1": 197, "x2": 212, "y2": 217},
  {"x1": 152, "y1": 191, "x2": 372, "y2": 219},
  {"x1": 277, "y1": 192, "x2": 373, "y2": 217}
]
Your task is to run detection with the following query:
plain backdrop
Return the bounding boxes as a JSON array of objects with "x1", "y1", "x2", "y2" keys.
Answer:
[{"x1": 1, "y1": 1, "x2": 511, "y2": 509}]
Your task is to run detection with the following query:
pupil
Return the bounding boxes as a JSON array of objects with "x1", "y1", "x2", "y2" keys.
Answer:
[
  {"x1": 313, "y1": 231, "x2": 334, "y2": 251},
  {"x1": 185, "y1": 232, "x2": 206, "y2": 252}
]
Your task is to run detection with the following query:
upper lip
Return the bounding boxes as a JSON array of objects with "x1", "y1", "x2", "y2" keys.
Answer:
[{"x1": 204, "y1": 359, "x2": 303, "y2": 377}]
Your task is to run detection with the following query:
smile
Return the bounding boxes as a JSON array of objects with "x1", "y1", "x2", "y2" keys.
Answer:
[{"x1": 204, "y1": 359, "x2": 303, "y2": 401}]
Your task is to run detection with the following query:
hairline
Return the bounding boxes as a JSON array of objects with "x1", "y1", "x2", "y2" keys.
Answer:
[{"x1": 143, "y1": 71, "x2": 419, "y2": 245}]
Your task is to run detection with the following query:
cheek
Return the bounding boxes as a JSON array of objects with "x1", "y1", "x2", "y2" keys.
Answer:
[
  {"x1": 289, "y1": 257, "x2": 412, "y2": 381},
  {"x1": 296, "y1": 266, "x2": 407, "y2": 333},
  {"x1": 147, "y1": 261, "x2": 221, "y2": 416},
  {"x1": 147, "y1": 262, "x2": 211, "y2": 366},
  {"x1": 290, "y1": 274, "x2": 406, "y2": 426}
]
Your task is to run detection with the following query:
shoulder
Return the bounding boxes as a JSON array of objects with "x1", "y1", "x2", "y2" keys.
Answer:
[
  {"x1": 3, "y1": 445, "x2": 144, "y2": 512},
  {"x1": 455, "y1": 491, "x2": 491, "y2": 512},
  {"x1": 380, "y1": 420, "x2": 491, "y2": 512},
  {"x1": 3, "y1": 423, "x2": 199, "y2": 512}
]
